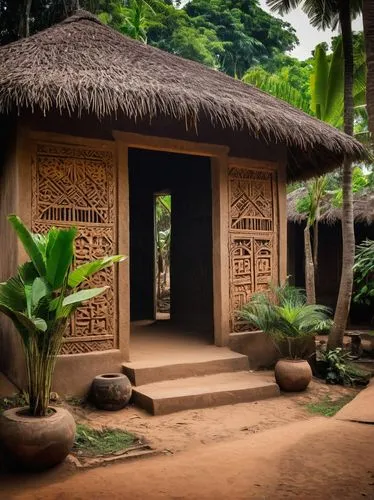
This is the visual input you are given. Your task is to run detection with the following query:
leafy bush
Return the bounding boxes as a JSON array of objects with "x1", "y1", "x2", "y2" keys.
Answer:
[
  {"x1": 239, "y1": 283, "x2": 332, "y2": 359},
  {"x1": 353, "y1": 239, "x2": 374, "y2": 306},
  {"x1": 318, "y1": 347, "x2": 370, "y2": 386}
]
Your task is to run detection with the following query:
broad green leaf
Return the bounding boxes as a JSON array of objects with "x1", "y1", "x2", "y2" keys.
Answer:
[
  {"x1": 18, "y1": 262, "x2": 38, "y2": 285},
  {"x1": 62, "y1": 287, "x2": 109, "y2": 307},
  {"x1": 31, "y1": 278, "x2": 49, "y2": 310},
  {"x1": 46, "y1": 227, "x2": 77, "y2": 289},
  {"x1": 8, "y1": 215, "x2": 46, "y2": 276},
  {"x1": 68, "y1": 255, "x2": 126, "y2": 288},
  {"x1": 324, "y1": 38, "x2": 344, "y2": 126},
  {"x1": 13, "y1": 310, "x2": 40, "y2": 336},
  {"x1": 310, "y1": 44, "x2": 328, "y2": 120},
  {"x1": 32, "y1": 317, "x2": 48, "y2": 332},
  {"x1": 24, "y1": 283, "x2": 33, "y2": 318},
  {"x1": 0, "y1": 304, "x2": 31, "y2": 348},
  {"x1": 0, "y1": 276, "x2": 26, "y2": 313},
  {"x1": 45, "y1": 227, "x2": 59, "y2": 262}
]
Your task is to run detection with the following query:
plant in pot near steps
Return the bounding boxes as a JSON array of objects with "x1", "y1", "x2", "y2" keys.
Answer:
[
  {"x1": 0, "y1": 215, "x2": 125, "y2": 470},
  {"x1": 240, "y1": 283, "x2": 332, "y2": 392}
]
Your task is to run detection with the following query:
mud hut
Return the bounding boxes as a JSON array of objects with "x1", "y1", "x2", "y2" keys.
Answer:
[
  {"x1": 0, "y1": 11, "x2": 367, "y2": 401},
  {"x1": 288, "y1": 187, "x2": 374, "y2": 324}
]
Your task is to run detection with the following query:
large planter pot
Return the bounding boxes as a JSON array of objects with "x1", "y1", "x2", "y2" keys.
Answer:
[
  {"x1": 91, "y1": 373, "x2": 132, "y2": 411},
  {"x1": 0, "y1": 406, "x2": 76, "y2": 470},
  {"x1": 275, "y1": 359, "x2": 312, "y2": 392}
]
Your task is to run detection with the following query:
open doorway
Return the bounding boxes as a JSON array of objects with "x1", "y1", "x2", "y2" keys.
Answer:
[{"x1": 129, "y1": 148, "x2": 213, "y2": 343}]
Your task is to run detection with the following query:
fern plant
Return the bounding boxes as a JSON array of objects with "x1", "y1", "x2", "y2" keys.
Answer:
[
  {"x1": 0, "y1": 215, "x2": 125, "y2": 417},
  {"x1": 240, "y1": 283, "x2": 332, "y2": 359}
]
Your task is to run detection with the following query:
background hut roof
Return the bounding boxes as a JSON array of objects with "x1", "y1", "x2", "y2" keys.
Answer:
[
  {"x1": 288, "y1": 187, "x2": 374, "y2": 225},
  {"x1": 0, "y1": 11, "x2": 368, "y2": 180}
]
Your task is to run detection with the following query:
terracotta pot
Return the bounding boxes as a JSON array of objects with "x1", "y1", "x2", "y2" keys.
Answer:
[
  {"x1": 275, "y1": 359, "x2": 312, "y2": 392},
  {"x1": 0, "y1": 406, "x2": 76, "y2": 470},
  {"x1": 91, "y1": 373, "x2": 132, "y2": 411}
]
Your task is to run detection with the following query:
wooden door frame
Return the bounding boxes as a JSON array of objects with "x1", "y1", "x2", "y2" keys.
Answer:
[{"x1": 113, "y1": 131, "x2": 230, "y2": 357}]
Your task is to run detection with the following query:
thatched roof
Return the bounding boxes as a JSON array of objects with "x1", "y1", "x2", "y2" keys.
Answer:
[
  {"x1": 288, "y1": 187, "x2": 374, "y2": 224},
  {"x1": 0, "y1": 11, "x2": 368, "y2": 179}
]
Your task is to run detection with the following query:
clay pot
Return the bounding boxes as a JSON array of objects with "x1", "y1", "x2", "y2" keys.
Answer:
[
  {"x1": 275, "y1": 359, "x2": 312, "y2": 392},
  {"x1": 91, "y1": 373, "x2": 132, "y2": 411},
  {"x1": 0, "y1": 406, "x2": 76, "y2": 470}
]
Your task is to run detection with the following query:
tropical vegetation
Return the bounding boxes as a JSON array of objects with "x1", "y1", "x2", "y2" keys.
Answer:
[
  {"x1": 240, "y1": 283, "x2": 332, "y2": 359},
  {"x1": 0, "y1": 215, "x2": 125, "y2": 417},
  {"x1": 353, "y1": 238, "x2": 374, "y2": 306}
]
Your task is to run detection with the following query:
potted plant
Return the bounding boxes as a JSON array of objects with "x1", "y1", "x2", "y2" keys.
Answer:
[
  {"x1": 240, "y1": 283, "x2": 332, "y2": 392},
  {"x1": 0, "y1": 215, "x2": 125, "y2": 470}
]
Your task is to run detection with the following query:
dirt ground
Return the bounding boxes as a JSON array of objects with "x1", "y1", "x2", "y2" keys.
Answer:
[
  {"x1": 69, "y1": 377, "x2": 359, "y2": 454},
  {"x1": 1, "y1": 378, "x2": 369, "y2": 500},
  {"x1": 2, "y1": 416, "x2": 374, "y2": 500}
]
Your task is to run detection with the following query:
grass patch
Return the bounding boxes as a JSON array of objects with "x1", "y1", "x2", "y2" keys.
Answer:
[
  {"x1": 305, "y1": 394, "x2": 355, "y2": 417},
  {"x1": 73, "y1": 423, "x2": 137, "y2": 457},
  {"x1": 0, "y1": 393, "x2": 27, "y2": 414}
]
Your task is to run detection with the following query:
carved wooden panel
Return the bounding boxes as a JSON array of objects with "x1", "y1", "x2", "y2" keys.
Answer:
[
  {"x1": 229, "y1": 165, "x2": 278, "y2": 332},
  {"x1": 31, "y1": 141, "x2": 117, "y2": 354}
]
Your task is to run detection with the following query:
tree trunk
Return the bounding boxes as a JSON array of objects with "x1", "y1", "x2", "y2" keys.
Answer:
[
  {"x1": 313, "y1": 218, "x2": 319, "y2": 277},
  {"x1": 18, "y1": 0, "x2": 32, "y2": 38},
  {"x1": 363, "y1": 0, "x2": 374, "y2": 140},
  {"x1": 304, "y1": 224, "x2": 316, "y2": 304},
  {"x1": 328, "y1": 2, "x2": 355, "y2": 350}
]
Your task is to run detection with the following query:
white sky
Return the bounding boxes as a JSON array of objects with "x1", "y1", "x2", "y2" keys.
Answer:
[{"x1": 258, "y1": 0, "x2": 363, "y2": 60}]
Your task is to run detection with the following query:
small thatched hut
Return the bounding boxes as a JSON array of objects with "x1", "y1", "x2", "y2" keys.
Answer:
[
  {"x1": 0, "y1": 11, "x2": 367, "y2": 396},
  {"x1": 288, "y1": 187, "x2": 374, "y2": 324}
]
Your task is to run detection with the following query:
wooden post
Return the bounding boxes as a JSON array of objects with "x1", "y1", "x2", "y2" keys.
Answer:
[
  {"x1": 211, "y1": 154, "x2": 230, "y2": 346},
  {"x1": 277, "y1": 159, "x2": 287, "y2": 284},
  {"x1": 115, "y1": 139, "x2": 130, "y2": 361}
]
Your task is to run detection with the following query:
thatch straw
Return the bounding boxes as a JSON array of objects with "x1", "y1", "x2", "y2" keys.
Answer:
[
  {"x1": 0, "y1": 10, "x2": 368, "y2": 179},
  {"x1": 288, "y1": 187, "x2": 374, "y2": 225}
]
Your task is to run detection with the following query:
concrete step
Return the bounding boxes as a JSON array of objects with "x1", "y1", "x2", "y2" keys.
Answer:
[
  {"x1": 122, "y1": 347, "x2": 249, "y2": 386},
  {"x1": 132, "y1": 371, "x2": 280, "y2": 415}
]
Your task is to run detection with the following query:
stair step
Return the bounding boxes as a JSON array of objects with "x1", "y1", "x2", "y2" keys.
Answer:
[
  {"x1": 132, "y1": 371, "x2": 280, "y2": 415},
  {"x1": 123, "y1": 348, "x2": 249, "y2": 386}
]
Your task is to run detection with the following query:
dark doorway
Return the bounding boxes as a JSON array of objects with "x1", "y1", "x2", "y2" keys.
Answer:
[{"x1": 129, "y1": 148, "x2": 214, "y2": 337}]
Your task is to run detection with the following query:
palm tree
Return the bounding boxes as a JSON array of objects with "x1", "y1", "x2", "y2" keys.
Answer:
[
  {"x1": 267, "y1": 0, "x2": 361, "y2": 349},
  {"x1": 244, "y1": 41, "x2": 347, "y2": 304},
  {"x1": 363, "y1": 0, "x2": 374, "y2": 140}
]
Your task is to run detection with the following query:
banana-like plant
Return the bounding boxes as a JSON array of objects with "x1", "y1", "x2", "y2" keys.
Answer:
[{"x1": 0, "y1": 215, "x2": 125, "y2": 417}]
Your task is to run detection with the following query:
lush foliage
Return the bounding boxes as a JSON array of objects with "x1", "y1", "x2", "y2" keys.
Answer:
[
  {"x1": 1, "y1": 0, "x2": 298, "y2": 77},
  {"x1": 244, "y1": 34, "x2": 367, "y2": 130},
  {"x1": 353, "y1": 239, "x2": 374, "y2": 305},
  {"x1": 318, "y1": 347, "x2": 370, "y2": 386},
  {"x1": 240, "y1": 283, "x2": 332, "y2": 358},
  {"x1": 0, "y1": 215, "x2": 125, "y2": 416}
]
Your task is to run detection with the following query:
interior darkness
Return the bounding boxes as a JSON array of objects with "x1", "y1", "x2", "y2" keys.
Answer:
[
  {"x1": 129, "y1": 148, "x2": 213, "y2": 336},
  {"x1": 288, "y1": 221, "x2": 374, "y2": 327}
]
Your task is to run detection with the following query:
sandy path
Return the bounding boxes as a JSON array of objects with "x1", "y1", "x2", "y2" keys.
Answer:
[{"x1": 2, "y1": 417, "x2": 374, "y2": 500}]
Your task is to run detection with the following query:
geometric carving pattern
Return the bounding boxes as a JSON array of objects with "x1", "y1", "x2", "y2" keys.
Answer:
[
  {"x1": 230, "y1": 168, "x2": 274, "y2": 232},
  {"x1": 31, "y1": 142, "x2": 117, "y2": 354},
  {"x1": 229, "y1": 166, "x2": 278, "y2": 332}
]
